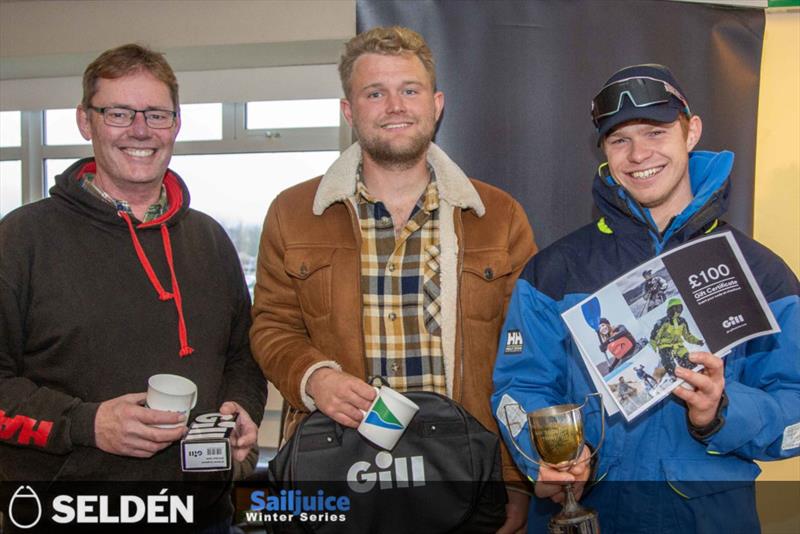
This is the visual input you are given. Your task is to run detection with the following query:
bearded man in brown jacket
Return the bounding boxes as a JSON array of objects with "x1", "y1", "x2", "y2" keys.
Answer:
[{"x1": 251, "y1": 26, "x2": 536, "y2": 533}]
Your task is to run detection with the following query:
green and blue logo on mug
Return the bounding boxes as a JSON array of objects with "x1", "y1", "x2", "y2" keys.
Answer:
[{"x1": 364, "y1": 398, "x2": 404, "y2": 430}]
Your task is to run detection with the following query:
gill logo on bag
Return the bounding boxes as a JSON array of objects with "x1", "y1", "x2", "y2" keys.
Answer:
[
  {"x1": 347, "y1": 451, "x2": 426, "y2": 493},
  {"x1": 364, "y1": 398, "x2": 404, "y2": 430},
  {"x1": 505, "y1": 329, "x2": 523, "y2": 354}
]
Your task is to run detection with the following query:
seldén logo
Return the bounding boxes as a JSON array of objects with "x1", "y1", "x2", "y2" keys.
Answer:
[
  {"x1": 8, "y1": 485, "x2": 43, "y2": 529},
  {"x1": 364, "y1": 398, "x2": 404, "y2": 430},
  {"x1": 6, "y1": 485, "x2": 193, "y2": 527}
]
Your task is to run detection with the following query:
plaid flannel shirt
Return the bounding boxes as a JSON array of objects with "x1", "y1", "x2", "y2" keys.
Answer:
[
  {"x1": 81, "y1": 172, "x2": 168, "y2": 223},
  {"x1": 356, "y1": 165, "x2": 446, "y2": 394}
]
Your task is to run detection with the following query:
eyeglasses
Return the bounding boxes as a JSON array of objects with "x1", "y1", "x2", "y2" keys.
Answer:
[
  {"x1": 591, "y1": 76, "x2": 690, "y2": 127},
  {"x1": 88, "y1": 106, "x2": 177, "y2": 129}
]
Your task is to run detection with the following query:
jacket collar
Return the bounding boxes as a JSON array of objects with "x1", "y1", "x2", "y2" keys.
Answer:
[
  {"x1": 313, "y1": 142, "x2": 485, "y2": 217},
  {"x1": 592, "y1": 150, "x2": 733, "y2": 251}
]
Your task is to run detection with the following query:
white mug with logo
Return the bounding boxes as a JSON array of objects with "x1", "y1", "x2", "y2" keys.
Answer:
[
  {"x1": 357, "y1": 385, "x2": 419, "y2": 450},
  {"x1": 146, "y1": 374, "x2": 197, "y2": 428}
]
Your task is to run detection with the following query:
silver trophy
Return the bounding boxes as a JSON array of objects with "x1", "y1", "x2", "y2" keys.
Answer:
[{"x1": 504, "y1": 393, "x2": 605, "y2": 534}]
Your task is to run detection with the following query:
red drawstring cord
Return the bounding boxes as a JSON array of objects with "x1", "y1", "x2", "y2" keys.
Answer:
[
  {"x1": 160, "y1": 225, "x2": 194, "y2": 357},
  {"x1": 120, "y1": 212, "x2": 194, "y2": 357},
  {"x1": 120, "y1": 212, "x2": 172, "y2": 301}
]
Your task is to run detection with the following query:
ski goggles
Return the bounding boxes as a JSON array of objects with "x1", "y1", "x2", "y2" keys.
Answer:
[{"x1": 591, "y1": 76, "x2": 690, "y2": 127}]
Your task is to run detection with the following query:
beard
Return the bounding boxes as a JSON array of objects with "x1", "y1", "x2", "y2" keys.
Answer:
[{"x1": 354, "y1": 120, "x2": 434, "y2": 171}]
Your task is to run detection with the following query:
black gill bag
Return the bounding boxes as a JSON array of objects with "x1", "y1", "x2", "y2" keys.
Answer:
[{"x1": 265, "y1": 391, "x2": 506, "y2": 534}]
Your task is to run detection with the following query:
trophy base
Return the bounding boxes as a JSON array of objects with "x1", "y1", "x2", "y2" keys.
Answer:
[{"x1": 548, "y1": 507, "x2": 600, "y2": 534}]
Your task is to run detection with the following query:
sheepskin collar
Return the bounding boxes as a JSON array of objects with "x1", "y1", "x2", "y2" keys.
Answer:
[{"x1": 313, "y1": 142, "x2": 485, "y2": 217}]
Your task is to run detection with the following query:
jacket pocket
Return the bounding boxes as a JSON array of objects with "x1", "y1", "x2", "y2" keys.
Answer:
[
  {"x1": 661, "y1": 457, "x2": 760, "y2": 533},
  {"x1": 461, "y1": 250, "x2": 512, "y2": 322},
  {"x1": 284, "y1": 247, "x2": 335, "y2": 319},
  {"x1": 661, "y1": 456, "x2": 759, "y2": 498}
]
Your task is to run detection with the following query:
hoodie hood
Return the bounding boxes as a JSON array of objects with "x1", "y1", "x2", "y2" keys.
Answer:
[
  {"x1": 50, "y1": 157, "x2": 191, "y2": 229},
  {"x1": 592, "y1": 150, "x2": 734, "y2": 253},
  {"x1": 50, "y1": 157, "x2": 195, "y2": 357}
]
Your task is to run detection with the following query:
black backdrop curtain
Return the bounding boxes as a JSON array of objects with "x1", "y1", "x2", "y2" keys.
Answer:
[{"x1": 357, "y1": 0, "x2": 764, "y2": 248}]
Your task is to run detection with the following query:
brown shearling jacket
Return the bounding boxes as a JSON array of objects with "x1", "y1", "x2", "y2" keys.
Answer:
[{"x1": 250, "y1": 143, "x2": 536, "y2": 485}]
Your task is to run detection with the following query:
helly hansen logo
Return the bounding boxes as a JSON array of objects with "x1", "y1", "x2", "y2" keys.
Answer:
[
  {"x1": 505, "y1": 330, "x2": 523, "y2": 354},
  {"x1": 0, "y1": 410, "x2": 53, "y2": 447}
]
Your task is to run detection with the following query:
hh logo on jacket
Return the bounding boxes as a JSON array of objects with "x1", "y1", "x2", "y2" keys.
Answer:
[
  {"x1": 505, "y1": 330, "x2": 524, "y2": 354},
  {"x1": 0, "y1": 410, "x2": 53, "y2": 447}
]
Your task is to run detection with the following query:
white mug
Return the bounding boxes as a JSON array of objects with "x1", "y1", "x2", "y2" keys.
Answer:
[
  {"x1": 146, "y1": 374, "x2": 198, "y2": 428},
  {"x1": 357, "y1": 385, "x2": 419, "y2": 450}
]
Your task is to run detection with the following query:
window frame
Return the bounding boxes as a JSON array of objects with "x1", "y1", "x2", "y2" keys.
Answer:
[{"x1": 0, "y1": 100, "x2": 348, "y2": 205}]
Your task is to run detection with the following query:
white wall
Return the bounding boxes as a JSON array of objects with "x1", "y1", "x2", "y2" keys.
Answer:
[
  {"x1": 0, "y1": 0, "x2": 356, "y2": 110},
  {"x1": 0, "y1": 0, "x2": 356, "y2": 57}
]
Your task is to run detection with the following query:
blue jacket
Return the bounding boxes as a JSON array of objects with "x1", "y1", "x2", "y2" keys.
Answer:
[{"x1": 492, "y1": 151, "x2": 800, "y2": 534}]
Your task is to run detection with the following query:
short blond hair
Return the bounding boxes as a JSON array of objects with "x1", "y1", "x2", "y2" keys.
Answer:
[{"x1": 339, "y1": 26, "x2": 436, "y2": 98}]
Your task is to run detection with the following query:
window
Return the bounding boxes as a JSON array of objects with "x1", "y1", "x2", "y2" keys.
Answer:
[
  {"x1": 172, "y1": 151, "x2": 339, "y2": 293},
  {"x1": 176, "y1": 103, "x2": 223, "y2": 142},
  {"x1": 45, "y1": 109, "x2": 91, "y2": 146},
  {"x1": 1, "y1": 160, "x2": 22, "y2": 217},
  {"x1": 45, "y1": 158, "x2": 77, "y2": 192},
  {"x1": 1, "y1": 112, "x2": 23, "y2": 216},
  {"x1": 246, "y1": 98, "x2": 340, "y2": 129},
  {"x1": 26, "y1": 99, "x2": 341, "y2": 273},
  {"x1": 44, "y1": 103, "x2": 226, "y2": 146},
  {"x1": 1, "y1": 111, "x2": 22, "y2": 148}
]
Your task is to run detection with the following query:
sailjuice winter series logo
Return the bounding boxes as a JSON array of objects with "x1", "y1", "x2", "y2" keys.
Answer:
[{"x1": 364, "y1": 398, "x2": 404, "y2": 430}]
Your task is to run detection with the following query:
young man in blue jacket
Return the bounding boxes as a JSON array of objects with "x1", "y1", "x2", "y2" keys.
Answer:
[{"x1": 492, "y1": 64, "x2": 800, "y2": 533}]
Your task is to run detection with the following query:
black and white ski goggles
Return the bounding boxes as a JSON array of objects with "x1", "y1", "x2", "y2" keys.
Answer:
[{"x1": 591, "y1": 76, "x2": 690, "y2": 127}]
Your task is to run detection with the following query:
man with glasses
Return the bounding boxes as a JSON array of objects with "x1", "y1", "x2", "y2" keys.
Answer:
[
  {"x1": 493, "y1": 64, "x2": 799, "y2": 532},
  {"x1": 0, "y1": 44, "x2": 266, "y2": 531}
]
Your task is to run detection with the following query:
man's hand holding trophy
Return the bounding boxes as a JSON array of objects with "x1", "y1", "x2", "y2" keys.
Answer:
[
  {"x1": 504, "y1": 392, "x2": 605, "y2": 534},
  {"x1": 534, "y1": 445, "x2": 592, "y2": 504}
]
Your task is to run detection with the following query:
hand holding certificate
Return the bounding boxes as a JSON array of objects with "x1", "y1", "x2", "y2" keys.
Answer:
[{"x1": 562, "y1": 231, "x2": 779, "y2": 421}]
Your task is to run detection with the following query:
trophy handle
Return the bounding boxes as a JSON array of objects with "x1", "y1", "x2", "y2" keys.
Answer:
[
  {"x1": 502, "y1": 404, "x2": 542, "y2": 466},
  {"x1": 577, "y1": 392, "x2": 605, "y2": 465}
]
